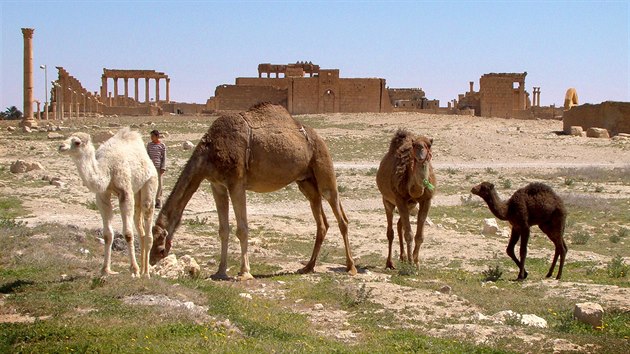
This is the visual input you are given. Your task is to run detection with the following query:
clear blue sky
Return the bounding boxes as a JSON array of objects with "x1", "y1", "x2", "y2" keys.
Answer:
[{"x1": 1, "y1": 1, "x2": 628, "y2": 110}]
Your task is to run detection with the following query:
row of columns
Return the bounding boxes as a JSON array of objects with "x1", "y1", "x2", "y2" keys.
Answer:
[
  {"x1": 101, "y1": 76, "x2": 170, "y2": 106},
  {"x1": 532, "y1": 87, "x2": 541, "y2": 107}
]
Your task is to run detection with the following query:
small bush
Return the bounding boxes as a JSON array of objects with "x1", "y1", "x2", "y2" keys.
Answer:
[
  {"x1": 595, "y1": 185, "x2": 605, "y2": 193},
  {"x1": 606, "y1": 255, "x2": 629, "y2": 278},
  {"x1": 482, "y1": 265, "x2": 503, "y2": 282},
  {"x1": 397, "y1": 261, "x2": 419, "y2": 276},
  {"x1": 501, "y1": 179, "x2": 512, "y2": 189},
  {"x1": 186, "y1": 216, "x2": 209, "y2": 226},
  {"x1": 0, "y1": 217, "x2": 27, "y2": 228},
  {"x1": 571, "y1": 230, "x2": 590, "y2": 245},
  {"x1": 565, "y1": 178, "x2": 575, "y2": 186}
]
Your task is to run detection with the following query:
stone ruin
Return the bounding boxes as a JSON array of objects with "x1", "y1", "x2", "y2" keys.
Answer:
[
  {"x1": 456, "y1": 72, "x2": 563, "y2": 119},
  {"x1": 563, "y1": 100, "x2": 630, "y2": 137}
]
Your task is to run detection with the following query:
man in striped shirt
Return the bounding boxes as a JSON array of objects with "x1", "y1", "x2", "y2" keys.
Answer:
[{"x1": 147, "y1": 129, "x2": 166, "y2": 208}]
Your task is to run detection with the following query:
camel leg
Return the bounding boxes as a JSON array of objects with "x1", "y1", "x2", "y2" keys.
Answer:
[
  {"x1": 210, "y1": 184, "x2": 231, "y2": 280},
  {"x1": 137, "y1": 183, "x2": 156, "y2": 278},
  {"x1": 297, "y1": 179, "x2": 328, "y2": 274},
  {"x1": 133, "y1": 192, "x2": 145, "y2": 277},
  {"x1": 96, "y1": 192, "x2": 118, "y2": 276},
  {"x1": 540, "y1": 219, "x2": 568, "y2": 280},
  {"x1": 517, "y1": 227, "x2": 531, "y2": 280},
  {"x1": 119, "y1": 190, "x2": 140, "y2": 277},
  {"x1": 396, "y1": 200, "x2": 414, "y2": 267},
  {"x1": 412, "y1": 199, "x2": 431, "y2": 267},
  {"x1": 383, "y1": 199, "x2": 396, "y2": 269},
  {"x1": 396, "y1": 217, "x2": 405, "y2": 262},
  {"x1": 322, "y1": 186, "x2": 356, "y2": 275},
  {"x1": 506, "y1": 227, "x2": 524, "y2": 279},
  {"x1": 229, "y1": 183, "x2": 253, "y2": 281}
]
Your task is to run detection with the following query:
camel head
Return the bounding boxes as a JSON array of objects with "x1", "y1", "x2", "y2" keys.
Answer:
[
  {"x1": 58, "y1": 132, "x2": 93, "y2": 157},
  {"x1": 471, "y1": 181, "x2": 495, "y2": 198},
  {"x1": 149, "y1": 224, "x2": 171, "y2": 265},
  {"x1": 407, "y1": 136, "x2": 433, "y2": 199}
]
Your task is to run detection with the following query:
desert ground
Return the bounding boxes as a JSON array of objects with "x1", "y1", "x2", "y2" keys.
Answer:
[{"x1": 1, "y1": 111, "x2": 629, "y2": 352}]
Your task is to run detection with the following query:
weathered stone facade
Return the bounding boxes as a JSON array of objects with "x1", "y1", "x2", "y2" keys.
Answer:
[
  {"x1": 211, "y1": 63, "x2": 394, "y2": 114},
  {"x1": 479, "y1": 72, "x2": 530, "y2": 118},
  {"x1": 563, "y1": 101, "x2": 630, "y2": 136}
]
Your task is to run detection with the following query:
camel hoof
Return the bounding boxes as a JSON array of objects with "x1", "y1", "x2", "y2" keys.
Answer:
[
  {"x1": 347, "y1": 265, "x2": 357, "y2": 276},
  {"x1": 210, "y1": 272, "x2": 231, "y2": 281},
  {"x1": 297, "y1": 266, "x2": 315, "y2": 274},
  {"x1": 237, "y1": 272, "x2": 254, "y2": 281},
  {"x1": 101, "y1": 269, "x2": 119, "y2": 277},
  {"x1": 385, "y1": 262, "x2": 396, "y2": 270}
]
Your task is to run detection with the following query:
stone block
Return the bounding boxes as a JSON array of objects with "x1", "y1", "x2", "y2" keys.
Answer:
[
  {"x1": 586, "y1": 127, "x2": 610, "y2": 139},
  {"x1": 573, "y1": 302, "x2": 604, "y2": 328}
]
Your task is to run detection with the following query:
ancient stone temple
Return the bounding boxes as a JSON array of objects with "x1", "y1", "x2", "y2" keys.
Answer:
[
  {"x1": 210, "y1": 62, "x2": 394, "y2": 114},
  {"x1": 479, "y1": 72, "x2": 529, "y2": 118}
]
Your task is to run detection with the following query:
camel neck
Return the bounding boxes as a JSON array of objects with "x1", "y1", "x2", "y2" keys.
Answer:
[
  {"x1": 483, "y1": 189, "x2": 509, "y2": 221},
  {"x1": 75, "y1": 145, "x2": 109, "y2": 193},
  {"x1": 157, "y1": 151, "x2": 207, "y2": 237}
]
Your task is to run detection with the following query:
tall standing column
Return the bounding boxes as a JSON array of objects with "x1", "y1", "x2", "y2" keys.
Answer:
[
  {"x1": 166, "y1": 78, "x2": 170, "y2": 103},
  {"x1": 134, "y1": 78, "x2": 139, "y2": 102},
  {"x1": 124, "y1": 78, "x2": 129, "y2": 103},
  {"x1": 21, "y1": 28, "x2": 37, "y2": 129},
  {"x1": 113, "y1": 78, "x2": 119, "y2": 106},
  {"x1": 101, "y1": 76, "x2": 108, "y2": 105},
  {"x1": 145, "y1": 78, "x2": 150, "y2": 105},
  {"x1": 155, "y1": 78, "x2": 160, "y2": 103}
]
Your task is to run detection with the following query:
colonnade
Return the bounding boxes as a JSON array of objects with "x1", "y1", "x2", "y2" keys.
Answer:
[{"x1": 100, "y1": 69, "x2": 170, "y2": 106}]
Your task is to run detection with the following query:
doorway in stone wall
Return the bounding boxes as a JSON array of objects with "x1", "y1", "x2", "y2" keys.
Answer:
[{"x1": 323, "y1": 89, "x2": 335, "y2": 113}]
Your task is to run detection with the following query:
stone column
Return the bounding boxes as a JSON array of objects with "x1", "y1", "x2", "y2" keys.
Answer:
[
  {"x1": 101, "y1": 75, "x2": 108, "y2": 104},
  {"x1": 21, "y1": 28, "x2": 37, "y2": 128},
  {"x1": 124, "y1": 78, "x2": 129, "y2": 102},
  {"x1": 469, "y1": 81, "x2": 474, "y2": 93},
  {"x1": 134, "y1": 78, "x2": 139, "y2": 102},
  {"x1": 35, "y1": 100, "x2": 41, "y2": 120},
  {"x1": 113, "y1": 78, "x2": 118, "y2": 106},
  {"x1": 166, "y1": 78, "x2": 170, "y2": 103},
  {"x1": 51, "y1": 101, "x2": 57, "y2": 120},
  {"x1": 145, "y1": 78, "x2": 150, "y2": 105},
  {"x1": 155, "y1": 78, "x2": 160, "y2": 103}
]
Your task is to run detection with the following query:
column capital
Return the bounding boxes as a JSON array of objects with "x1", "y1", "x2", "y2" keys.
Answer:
[{"x1": 21, "y1": 28, "x2": 34, "y2": 38}]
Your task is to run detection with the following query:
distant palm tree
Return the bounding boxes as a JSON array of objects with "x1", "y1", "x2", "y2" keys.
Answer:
[{"x1": 0, "y1": 106, "x2": 22, "y2": 120}]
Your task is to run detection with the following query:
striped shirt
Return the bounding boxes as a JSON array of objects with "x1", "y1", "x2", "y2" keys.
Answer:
[{"x1": 147, "y1": 141, "x2": 166, "y2": 170}]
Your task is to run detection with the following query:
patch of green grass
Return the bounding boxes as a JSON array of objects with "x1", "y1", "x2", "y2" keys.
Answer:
[
  {"x1": 0, "y1": 196, "x2": 29, "y2": 219},
  {"x1": 606, "y1": 255, "x2": 629, "y2": 278}
]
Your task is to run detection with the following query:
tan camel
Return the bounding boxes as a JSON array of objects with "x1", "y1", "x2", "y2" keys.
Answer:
[
  {"x1": 376, "y1": 129, "x2": 436, "y2": 269},
  {"x1": 471, "y1": 182, "x2": 568, "y2": 280},
  {"x1": 59, "y1": 128, "x2": 157, "y2": 278},
  {"x1": 149, "y1": 103, "x2": 356, "y2": 280}
]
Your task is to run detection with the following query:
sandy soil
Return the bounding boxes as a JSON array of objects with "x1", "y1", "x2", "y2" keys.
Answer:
[{"x1": 1, "y1": 112, "x2": 629, "y2": 350}]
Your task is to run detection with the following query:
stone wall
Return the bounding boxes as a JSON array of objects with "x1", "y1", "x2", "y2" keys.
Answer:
[
  {"x1": 214, "y1": 85, "x2": 287, "y2": 111},
  {"x1": 479, "y1": 73, "x2": 528, "y2": 118},
  {"x1": 214, "y1": 64, "x2": 392, "y2": 114},
  {"x1": 563, "y1": 101, "x2": 630, "y2": 136}
]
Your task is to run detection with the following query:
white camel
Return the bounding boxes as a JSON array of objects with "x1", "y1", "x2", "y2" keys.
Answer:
[{"x1": 59, "y1": 127, "x2": 158, "y2": 278}]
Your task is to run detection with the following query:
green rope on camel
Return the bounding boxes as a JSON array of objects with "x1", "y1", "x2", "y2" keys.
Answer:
[{"x1": 422, "y1": 163, "x2": 434, "y2": 191}]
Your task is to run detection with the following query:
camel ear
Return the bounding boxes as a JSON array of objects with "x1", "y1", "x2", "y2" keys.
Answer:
[{"x1": 428, "y1": 138, "x2": 433, "y2": 147}]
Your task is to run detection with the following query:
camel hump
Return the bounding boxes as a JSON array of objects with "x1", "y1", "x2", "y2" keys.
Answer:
[
  {"x1": 242, "y1": 102, "x2": 300, "y2": 129},
  {"x1": 112, "y1": 127, "x2": 141, "y2": 143}
]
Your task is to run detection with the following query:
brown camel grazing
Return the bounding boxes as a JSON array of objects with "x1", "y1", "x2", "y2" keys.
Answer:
[
  {"x1": 376, "y1": 129, "x2": 436, "y2": 269},
  {"x1": 149, "y1": 103, "x2": 356, "y2": 280},
  {"x1": 471, "y1": 182, "x2": 568, "y2": 280}
]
